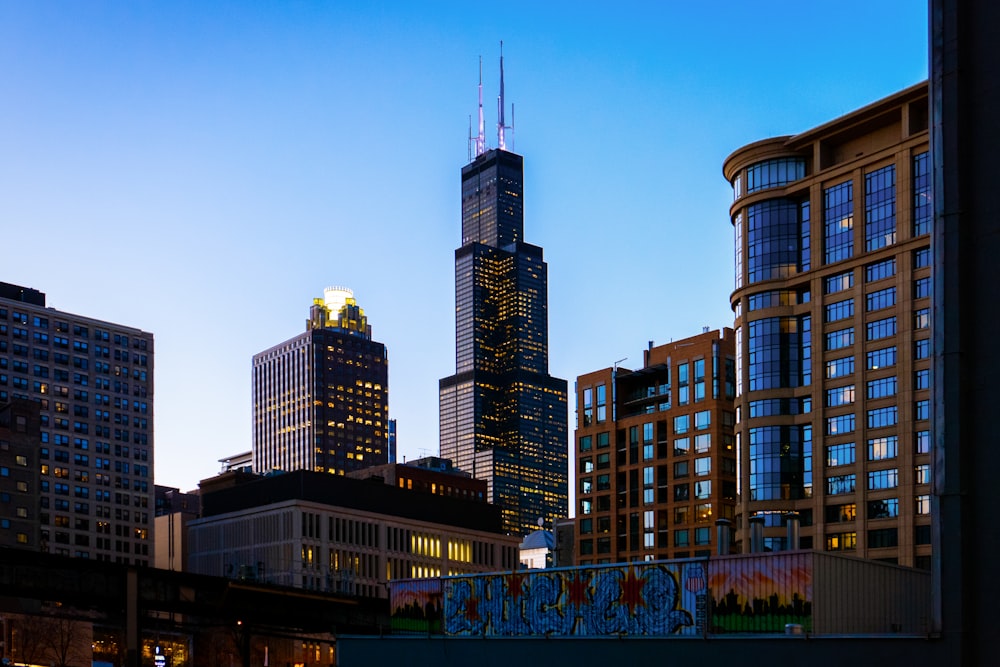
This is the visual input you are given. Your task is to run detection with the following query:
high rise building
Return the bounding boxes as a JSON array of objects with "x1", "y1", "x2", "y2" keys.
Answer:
[
  {"x1": 724, "y1": 83, "x2": 930, "y2": 566},
  {"x1": 0, "y1": 281, "x2": 154, "y2": 563},
  {"x1": 573, "y1": 330, "x2": 737, "y2": 564},
  {"x1": 253, "y1": 287, "x2": 388, "y2": 476},
  {"x1": 439, "y1": 53, "x2": 568, "y2": 536}
]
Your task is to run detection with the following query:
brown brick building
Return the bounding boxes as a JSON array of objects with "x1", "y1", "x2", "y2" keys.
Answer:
[
  {"x1": 574, "y1": 329, "x2": 737, "y2": 563},
  {"x1": 723, "y1": 83, "x2": 931, "y2": 566}
]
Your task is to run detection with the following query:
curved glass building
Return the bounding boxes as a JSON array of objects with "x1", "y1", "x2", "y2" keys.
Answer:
[{"x1": 724, "y1": 83, "x2": 931, "y2": 566}]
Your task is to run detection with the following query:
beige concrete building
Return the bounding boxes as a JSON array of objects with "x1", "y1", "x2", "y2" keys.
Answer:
[{"x1": 187, "y1": 469, "x2": 520, "y2": 598}]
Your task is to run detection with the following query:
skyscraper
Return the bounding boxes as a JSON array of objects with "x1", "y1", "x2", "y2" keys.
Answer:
[
  {"x1": 724, "y1": 83, "x2": 930, "y2": 565},
  {"x1": 0, "y1": 281, "x2": 154, "y2": 563},
  {"x1": 253, "y1": 287, "x2": 388, "y2": 476},
  {"x1": 439, "y1": 52, "x2": 568, "y2": 536}
]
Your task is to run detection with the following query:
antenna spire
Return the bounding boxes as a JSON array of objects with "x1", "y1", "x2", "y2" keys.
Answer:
[
  {"x1": 476, "y1": 56, "x2": 485, "y2": 157},
  {"x1": 497, "y1": 40, "x2": 506, "y2": 151}
]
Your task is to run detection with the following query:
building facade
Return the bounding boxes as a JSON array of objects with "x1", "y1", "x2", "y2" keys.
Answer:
[
  {"x1": 252, "y1": 287, "x2": 388, "y2": 476},
  {"x1": 439, "y1": 143, "x2": 569, "y2": 538},
  {"x1": 347, "y1": 456, "x2": 487, "y2": 503},
  {"x1": 723, "y1": 83, "x2": 931, "y2": 566},
  {"x1": 0, "y1": 282, "x2": 154, "y2": 563},
  {"x1": 574, "y1": 330, "x2": 737, "y2": 564},
  {"x1": 0, "y1": 398, "x2": 41, "y2": 549},
  {"x1": 188, "y1": 469, "x2": 520, "y2": 598}
]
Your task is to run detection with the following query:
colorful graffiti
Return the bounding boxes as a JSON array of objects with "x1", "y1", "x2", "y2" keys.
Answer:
[
  {"x1": 439, "y1": 562, "x2": 706, "y2": 637},
  {"x1": 708, "y1": 552, "x2": 812, "y2": 633},
  {"x1": 391, "y1": 578, "x2": 443, "y2": 634}
]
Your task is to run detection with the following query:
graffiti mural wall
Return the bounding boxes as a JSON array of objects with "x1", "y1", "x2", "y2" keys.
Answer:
[
  {"x1": 439, "y1": 561, "x2": 709, "y2": 637},
  {"x1": 708, "y1": 552, "x2": 812, "y2": 633},
  {"x1": 391, "y1": 578, "x2": 443, "y2": 634}
]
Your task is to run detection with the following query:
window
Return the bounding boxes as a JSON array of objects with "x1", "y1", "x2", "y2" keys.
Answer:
[
  {"x1": 746, "y1": 158, "x2": 806, "y2": 193},
  {"x1": 915, "y1": 339, "x2": 931, "y2": 359},
  {"x1": 825, "y1": 271, "x2": 854, "y2": 294},
  {"x1": 867, "y1": 347, "x2": 897, "y2": 370},
  {"x1": 915, "y1": 277, "x2": 931, "y2": 299},
  {"x1": 866, "y1": 317, "x2": 897, "y2": 341},
  {"x1": 826, "y1": 299, "x2": 854, "y2": 322},
  {"x1": 694, "y1": 411, "x2": 711, "y2": 430},
  {"x1": 596, "y1": 384, "x2": 607, "y2": 422},
  {"x1": 693, "y1": 359, "x2": 705, "y2": 402},
  {"x1": 866, "y1": 258, "x2": 896, "y2": 282},
  {"x1": 868, "y1": 469, "x2": 899, "y2": 490},
  {"x1": 673, "y1": 461, "x2": 689, "y2": 478},
  {"x1": 867, "y1": 406, "x2": 898, "y2": 429},
  {"x1": 868, "y1": 436, "x2": 899, "y2": 461},
  {"x1": 694, "y1": 481, "x2": 711, "y2": 500},
  {"x1": 826, "y1": 385, "x2": 855, "y2": 407},
  {"x1": 916, "y1": 399, "x2": 930, "y2": 420},
  {"x1": 746, "y1": 200, "x2": 808, "y2": 283},
  {"x1": 915, "y1": 464, "x2": 931, "y2": 485},
  {"x1": 826, "y1": 414, "x2": 855, "y2": 435},
  {"x1": 824, "y1": 181, "x2": 854, "y2": 264},
  {"x1": 916, "y1": 495, "x2": 931, "y2": 515},
  {"x1": 694, "y1": 433, "x2": 711, "y2": 453},
  {"x1": 674, "y1": 437, "x2": 690, "y2": 455},
  {"x1": 826, "y1": 442, "x2": 856, "y2": 467},
  {"x1": 674, "y1": 415, "x2": 689, "y2": 434},
  {"x1": 596, "y1": 453, "x2": 610, "y2": 469},
  {"x1": 865, "y1": 164, "x2": 896, "y2": 251},
  {"x1": 677, "y1": 363, "x2": 689, "y2": 405},
  {"x1": 868, "y1": 498, "x2": 899, "y2": 519},
  {"x1": 579, "y1": 436, "x2": 592, "y2": 452},
  {"x1": 867, "y1": 376, "x2": 898, "y2": 399},
  {"x1": 674, "y1": 530, "x2": 690, "y2": 548},
  {"x1": 826, "y1": 356, "x2": 855, "y2": 379},
  {"x1": 826, "y1": 327, "x2": 855, "y2": 351},
  {"x1": 826, "y1": 503, "x2": 856, "y2": 523},
  {"x1": 826, "y1": 532, "x2": 857, "y2": 551},
  {"x1": 582, "y1": 388, "x2": 593, "y2": 426},
  {"x1": 914, "y1": 247, "x2": 931, "y2": 268},
  {"x1": 915, "y1": 369, "x2": 930, "y2": 390},
  {"x1": 580, "y1": 457, "x2": 593, "y2": 474},
  {"x1": 868, "y1": 527, "x2": 899, "y2": 549},
  {"x1": 913, "y1": 152, "x2": 931, "y2": 236},
  {"x1": 826, "y1": 474, "x2": 856, "y2": 495},
  {"x1": 916, "y1": 430, "x2": 931, "y2": 454},
  {"x1": 694, "y1": 527, "x2": 711, "y2": 546},
  {"x1": 866, "y1": 287, "x2": 896, "y2": 311},
  {"x1": 694, "y1": 457, "x2": 711, "y2": 476}
]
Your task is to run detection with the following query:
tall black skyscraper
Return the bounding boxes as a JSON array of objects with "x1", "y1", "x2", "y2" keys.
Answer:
[{"x1": 439, "y1": 52, "x2": 568, "y2": 536}]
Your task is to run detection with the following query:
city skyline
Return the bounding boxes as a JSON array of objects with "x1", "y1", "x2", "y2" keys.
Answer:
[{"x1": 0, "y1": 2, "x2": 929, "y2": 492}]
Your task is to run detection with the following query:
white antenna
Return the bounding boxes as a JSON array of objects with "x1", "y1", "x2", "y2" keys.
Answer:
[
  {"x1": 497, "y1": 40, "x2": 508, "y2": 151},
  {"x1": 468, "y1": 114, "x2": 473, "y2": 162}
]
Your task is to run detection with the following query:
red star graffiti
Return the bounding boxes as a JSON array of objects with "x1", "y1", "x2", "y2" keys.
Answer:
[
  {"x1": 565, "y1": 573, "x2": 590, "y2": 607},
  {"x1": 506, "y1": 571, "x2": 528, "y2": 601},
  {"x1": 619, "y1": 566, "x2": 647, "y2": 615},
  {"x1": 465, "y1": 594, "x2": 480, "y2": 623}
]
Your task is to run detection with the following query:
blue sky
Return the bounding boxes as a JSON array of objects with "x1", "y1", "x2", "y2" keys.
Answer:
[{"x1": 0, "y1": 2, "x2": 928, "y2": 491}]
